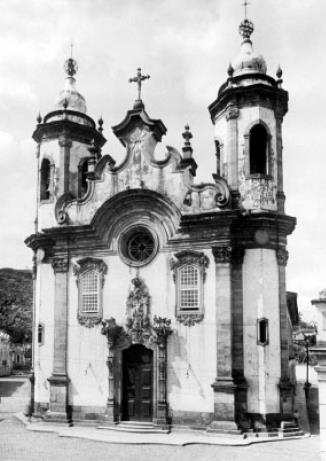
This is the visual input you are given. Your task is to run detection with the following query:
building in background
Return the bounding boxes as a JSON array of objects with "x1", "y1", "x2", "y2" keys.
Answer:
[{"x1": 26, "y1": 13, "x2": 296, "y2": 432}]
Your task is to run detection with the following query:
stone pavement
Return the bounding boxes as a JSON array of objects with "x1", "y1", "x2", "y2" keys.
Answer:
[{"x1": 0, "y1": 415, "x2": 320, "y2": 461}]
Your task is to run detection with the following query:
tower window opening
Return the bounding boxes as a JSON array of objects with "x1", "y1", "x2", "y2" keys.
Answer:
[
  {"x1": 78, "y1": 158, "x2": 89, "y2": 198},
  {"x1": 257, "y1": 318, "x2": 269, "y2": 346},
  {"x1": 40, "y1": 158, "x2": 51, "y2": 201},
  {"x1": 249, "y1": 124, "x2": 268, "y2": 175}
]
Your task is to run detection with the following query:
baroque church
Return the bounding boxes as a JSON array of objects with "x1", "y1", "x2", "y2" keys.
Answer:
[{"x1": 26, "y1": 14, "x2": 296, "y2": 432}]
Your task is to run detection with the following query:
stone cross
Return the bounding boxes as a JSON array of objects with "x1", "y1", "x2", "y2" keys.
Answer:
[{"x1": 129, "y1": 68, "x2": 150, "y2": 101}]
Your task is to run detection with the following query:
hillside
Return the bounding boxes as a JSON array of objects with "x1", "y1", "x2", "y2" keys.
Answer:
[{"x1": 0, "y1": 268, "x2": 33, "y2": 343}]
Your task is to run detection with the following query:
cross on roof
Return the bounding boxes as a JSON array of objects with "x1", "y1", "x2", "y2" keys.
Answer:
[
  {"x1": 243, "y1": 0, "x2": 250, "y2": 19},
  {"x1": 129, "y1": 68, "x2": 150, "y2": 102},
  {"x1": 70, "y1": 40, "x2": 74, "y2": 59}
]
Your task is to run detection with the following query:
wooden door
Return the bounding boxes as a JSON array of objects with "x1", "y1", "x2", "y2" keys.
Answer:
[{"x1": 122, "y1": 345, "x2": 153, "y2": 421}]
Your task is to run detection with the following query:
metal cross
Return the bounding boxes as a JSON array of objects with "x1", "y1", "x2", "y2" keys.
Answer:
[
  {"x1": 243, "y1": 0, "x2": 250, "y2": 18},
  {"x1": 70, "y1": 40, "x2": 74, "y2": 59},
  {"x1": 129, "y1": 68, "x2": 150, "y2": 101}
]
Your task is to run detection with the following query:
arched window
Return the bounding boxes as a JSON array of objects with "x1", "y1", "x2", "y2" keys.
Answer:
[
  {"x1": 78, "y1": 158, "x2": 89, "y2": 198},
  {"x1": 73, "y1": 258, "x2": 108, "y2": 327},
  {"x1": 170, "y1": 251, "x2": 209, "y2": 326},
  {"x1": 40, "y1": 158, "x2": 51, "y2": 201},
  {"x1": 249, "y1": 124, "x2": 268, "y2": 175}
]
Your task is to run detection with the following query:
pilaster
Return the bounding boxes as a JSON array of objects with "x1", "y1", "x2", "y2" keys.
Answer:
[
  {"x1": 276, "y1": 247, "x2": 294, "y2": 419},
  {"x1": 46, "y1": 254, "x2": 70, "y2": 423},
  {"x1": 209, "y1": 244, "x2": 239, "y2": 432},
  {"x1": 58, "y1": 136, "x2": 72, "y2": 195},
  {"x1": 226, "y1": 104, "x2": 239, "y2": 190}
]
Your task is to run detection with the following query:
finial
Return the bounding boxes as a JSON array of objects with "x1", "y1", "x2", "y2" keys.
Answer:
[
  {"x1": 182, "y1": 124, "x2": 193, "y2": 148},
  {"x1": 37, "y1": 112, "x2": 42, "y2": 124},
  {"x1": 239, "y1": 18, "x2": 254, "y2": 41},
  {"x1": 243, "y1": 0, "x2": 250, "y2": 19},
  {"x1": 129, "y1": 68, "x2": 150, "y2": 108},
  {"x1": 64, "y1": 41, "x2": 78, "y2": 78},
  {"x1": 98, "y1": 116, "x2": 104, "y2": 133},
  {"x1": 276, "y1": 65, "x2": 283, "y2": 79},
  {"x1": 227, "y1": 64, "x2": 234, "y2": 77}
]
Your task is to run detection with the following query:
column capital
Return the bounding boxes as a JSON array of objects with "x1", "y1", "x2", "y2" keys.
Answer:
[
  {"x1": 212, "y1": 245, "x2": 232, "y2": 263},
  {"x1": 51, "y1": 256, "x2": 69, "y2": 273},
  {"x1": 58, "y1": 137, "x2": 72, "y2": 148},
  {"x1": 226, "y1": 105, "x2": 239, "y2": 121},
  {"x1": 277, "y1": 248, "x2": 289, "y2": 266}
]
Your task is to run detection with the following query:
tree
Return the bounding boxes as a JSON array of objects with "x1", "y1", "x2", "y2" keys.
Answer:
[{"x1": 0, "y1": 269, "x2": 32, "y2": 344}]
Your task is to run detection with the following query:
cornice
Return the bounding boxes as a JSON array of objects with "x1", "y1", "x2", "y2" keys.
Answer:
[
  {"x1": 209, "y1": 82, "x2": 288, "y2": 123},
  {"x1": 32, "y1": 118, "x2": 106, "y2": 147}
]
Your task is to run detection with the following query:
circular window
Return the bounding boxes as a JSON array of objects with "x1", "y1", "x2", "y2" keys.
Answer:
[{"x1": 119, "y1": 226, "x2": 158, "y2": 267}]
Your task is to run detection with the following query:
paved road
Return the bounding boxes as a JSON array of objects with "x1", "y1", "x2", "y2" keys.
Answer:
[{"x1": 0, "y1": 416, "x2": 321, "y2": 461}]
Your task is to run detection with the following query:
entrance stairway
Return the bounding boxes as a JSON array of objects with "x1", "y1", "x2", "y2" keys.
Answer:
[{"x1": 98, "y1": 421, "x2": 170, "y2": 434}]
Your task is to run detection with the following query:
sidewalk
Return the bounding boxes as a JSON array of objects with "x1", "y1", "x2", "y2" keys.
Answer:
[{"x1": 16, "y1": 413, "x2": 310, "y2": 447}]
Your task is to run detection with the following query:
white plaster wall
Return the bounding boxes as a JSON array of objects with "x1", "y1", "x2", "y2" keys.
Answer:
[
  {"x1": 67, "y1": 262, "x2": 108, "y2": 407},
  {"x1": 66, "y1": 249, "x2": 216, "y2": 413},
  {"x1": 242, "y1": 249, "x2": 281, "y2": 415},
  {"x1": 35, "y1": 262, "x2": 55, "y2": 404}
]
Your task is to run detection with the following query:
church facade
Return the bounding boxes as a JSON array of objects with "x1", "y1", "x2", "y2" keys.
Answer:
[{"x1": 26, "y1": 17, "x2": 296, "y2": 431}]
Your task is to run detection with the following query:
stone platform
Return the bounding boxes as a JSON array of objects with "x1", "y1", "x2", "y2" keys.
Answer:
[{"x1": 16, "y1": 413, "x2": 309, "y2": 447}]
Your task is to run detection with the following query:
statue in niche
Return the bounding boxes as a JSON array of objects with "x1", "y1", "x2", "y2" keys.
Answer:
[{"x1": 126, "y1": 277, "x2": 151, "y2": 344}]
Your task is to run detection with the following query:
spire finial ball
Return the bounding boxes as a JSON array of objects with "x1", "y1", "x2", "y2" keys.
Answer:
[{"x1": 64, "y1": 57, "x2": 78, "y2": 77}]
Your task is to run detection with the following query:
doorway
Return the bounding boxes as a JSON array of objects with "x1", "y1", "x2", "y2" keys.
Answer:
[{"x1": 122, "y1": 345, "x2": 153, "y2": 421}]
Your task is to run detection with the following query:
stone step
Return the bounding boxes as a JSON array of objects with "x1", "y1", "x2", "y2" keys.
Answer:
[{"x1": 97, "y1": 421, "x2": 170, "y2": 434}]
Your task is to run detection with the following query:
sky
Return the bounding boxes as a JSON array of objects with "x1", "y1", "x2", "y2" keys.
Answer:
[{"x1": 0, "y1": 0, "x2": 325, "y2": 320}]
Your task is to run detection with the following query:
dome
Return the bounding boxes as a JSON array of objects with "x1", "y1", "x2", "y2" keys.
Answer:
[
  {"x1": 56, "y1": 76, "x2": 87, "y2": 113},
  {"x1": 232, "y1": 40, "x2": 267, "y2": 76},
  {"x1": 231, "y1": 18, "x2": 267, "y2": 77},
  {"x1": 318, "y1": 288, "x2": 326, "y2": 300},
  {"x1": 55, "y1": 58, "x2": 87, "y2": 114}
]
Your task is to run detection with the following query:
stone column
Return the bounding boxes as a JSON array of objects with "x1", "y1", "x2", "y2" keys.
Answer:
[
  {"x1": 275, "y1": 109, "x2": 285, "y2": 212},
  {"x1": 277, "y1": 247, "x2": 293, "y2": 420},
  {"x1": 231, "y1": 247, "x2": 248, "y2": 428},
  {"x1": 58, "y1": 137, "x2": 72, "y2": 196},
  {"x1": 210, "y1": 245, "x2": 238, "y2": 432},
  {"x1": 46, "y1": 255, "x2": 70, "y2": 423},
  {"x1": 226, "y1": 105, "x2": 239, "y2": 191}
]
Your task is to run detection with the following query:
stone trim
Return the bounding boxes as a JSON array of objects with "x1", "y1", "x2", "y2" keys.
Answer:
[
  {"x1": 73, "y1": 257, "x2": 108, "y2": 328},
  {"x1": 212, "y1": 245, "x2": 232, "y2": 264},
  {"x1": 51, "y1": 256, "x2": 69, "y2": 273},
  {"x1": 170, "y1": 250, "x2": 209, "y2": 326},
  {"x1": 101, "y1": 316, "x2": 172, "y2": 426},
  {"x1": 277, "y1": 248, "x2": 289, "y2": 266}
]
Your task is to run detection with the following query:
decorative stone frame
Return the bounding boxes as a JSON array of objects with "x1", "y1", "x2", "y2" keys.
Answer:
[
  {"x1": 170, "y1": 250, "x2": 209, "y2": 326},
  {"x1": 243, "y1": 120, "x2": 273, "y2": 180},
  {"x1": 101, "y1": 316, "x2": 172, "y2": 427},
  {"x1": 118, "y1": 224, "x2": 159, "y2": 268},
  {"x1": 73, "y1": 257, "x2": 108, "y2": 328}
]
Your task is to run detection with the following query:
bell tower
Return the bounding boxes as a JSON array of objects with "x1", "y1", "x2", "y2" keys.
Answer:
[
  {"x1": 209, "y1": 15, "x2": 288, "y2": 212},
  {"x1": 33, "y1": 56, "x2": 106, "y2": 229},
  {"x1": 208, "y1": 11, "x2": 296, "y2": 430}
]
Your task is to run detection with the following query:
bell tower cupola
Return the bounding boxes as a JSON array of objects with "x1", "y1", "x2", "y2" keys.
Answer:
[
  {"x1": 32, "y1": 55, "x2": 106, "y2": 229},
  {"x1": 209, "y1": 11, "x2": 288, "y2": 212}
]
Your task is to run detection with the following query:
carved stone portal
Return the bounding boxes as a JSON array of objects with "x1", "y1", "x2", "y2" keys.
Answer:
[{"x1": 101, "y1": 277, "x2": 172, "y2": 426}]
